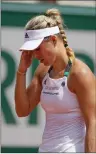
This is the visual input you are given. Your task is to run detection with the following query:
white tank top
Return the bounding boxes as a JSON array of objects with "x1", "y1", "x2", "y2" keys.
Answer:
[{"x1": 39, "y1": 72, "x2": 86, "y2": 152}]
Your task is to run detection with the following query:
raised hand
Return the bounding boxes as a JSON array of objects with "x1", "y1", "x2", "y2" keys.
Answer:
[{"x1": 18, "y1": 51, "x2": 34, "y2": 73}]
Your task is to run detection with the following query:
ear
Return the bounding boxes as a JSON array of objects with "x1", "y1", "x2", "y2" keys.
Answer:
[{"x1": 50, "y1": 35, "x2": 57, "y2": 46}]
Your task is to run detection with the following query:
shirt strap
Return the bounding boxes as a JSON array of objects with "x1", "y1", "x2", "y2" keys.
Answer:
[
  {"x1": 48, "y1": 58, "x2": 73, "y2": 77},
  {"x1": 64, "y1": 58, "x2": 73, "y2": 77}
]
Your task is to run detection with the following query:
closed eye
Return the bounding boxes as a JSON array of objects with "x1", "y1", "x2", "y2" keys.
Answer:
[
  {"x1": 35, "y1": 47, "x2": 41, "y2": 52},
  {"x1": 36, "y1": 47, "x2": 40, "y2": 50}
]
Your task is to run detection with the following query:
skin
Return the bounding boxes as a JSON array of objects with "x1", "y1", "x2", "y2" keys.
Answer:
[{"x1": 15, "y1": 35, "x2": 96, "y2": 152}]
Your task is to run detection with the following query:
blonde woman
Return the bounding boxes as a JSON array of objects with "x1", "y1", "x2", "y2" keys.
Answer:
[{"x1": 15, "y1": 8, "x2": 96, "y2": 152}]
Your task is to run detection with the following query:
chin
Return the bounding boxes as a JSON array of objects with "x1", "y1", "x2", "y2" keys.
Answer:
[{"x1": 43, "y1": 61, "x2": 51, "y2": 66}]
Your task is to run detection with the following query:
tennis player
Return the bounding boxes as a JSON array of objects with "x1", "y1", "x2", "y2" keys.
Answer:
[{"x1": 15, "y1": 8, "x2": 96, "y2": 152}]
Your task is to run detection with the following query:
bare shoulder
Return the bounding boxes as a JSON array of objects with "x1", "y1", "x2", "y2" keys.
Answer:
[
  {"x1": 70, "y1": 58, "x2": 95, "y2": 89},
  {"x1": 34, "y1": 63, "x2": 50, "y2": 82}
]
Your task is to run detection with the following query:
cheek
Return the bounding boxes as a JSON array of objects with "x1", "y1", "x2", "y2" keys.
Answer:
[
  {"x1": 47, "y1": 49, "x2": 56, "y2": 58},
  {"x1": 45, "y1": 50, "x2": 56, "y2": 63}
]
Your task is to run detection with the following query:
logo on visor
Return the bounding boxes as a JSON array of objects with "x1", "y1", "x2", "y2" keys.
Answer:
[{"x1": 25, "y1": 33, "x2": 29, "y2": 38}]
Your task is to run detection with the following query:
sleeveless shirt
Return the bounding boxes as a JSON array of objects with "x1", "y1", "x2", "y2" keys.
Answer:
[{"x1": 39, "y1": 60, "x2": 86, "y2": 152}]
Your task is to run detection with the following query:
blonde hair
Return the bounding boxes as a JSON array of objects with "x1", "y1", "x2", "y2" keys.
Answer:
[{"x1": 25, "y1": 8, "x2": 75, "y2": 62}]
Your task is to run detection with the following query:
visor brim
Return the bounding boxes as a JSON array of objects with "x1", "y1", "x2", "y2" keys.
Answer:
[{"x1": 19, "y1": 38, "x2": 44, "y2": 51}]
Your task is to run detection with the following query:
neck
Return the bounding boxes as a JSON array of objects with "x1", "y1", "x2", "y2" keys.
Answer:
[{"x1": 52, "y1": 50, "x2": 69, "y2": 74}]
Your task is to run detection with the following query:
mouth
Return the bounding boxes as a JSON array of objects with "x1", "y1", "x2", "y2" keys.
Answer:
[{"x1": 40, "y1": 59, "x2": 44, "y2": 63}]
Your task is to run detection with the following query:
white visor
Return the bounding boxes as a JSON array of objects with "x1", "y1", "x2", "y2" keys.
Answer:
[{"x1": 19, "y1": 26, "x2": 60, "y2": 51}]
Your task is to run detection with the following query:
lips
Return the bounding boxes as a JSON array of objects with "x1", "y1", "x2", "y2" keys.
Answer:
[{"x1": 40, "y1": 59, "x2": 44, "y2": 63}]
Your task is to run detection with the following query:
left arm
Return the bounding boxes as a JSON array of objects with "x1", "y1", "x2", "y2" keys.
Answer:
[{"x1": 73, "y1": 67, "x2": 96, "y2": 152}]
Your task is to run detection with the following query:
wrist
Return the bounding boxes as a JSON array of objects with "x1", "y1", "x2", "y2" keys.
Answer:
[{"x1": 17, "y1": 69, "x2": 27, "y2": 75}]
